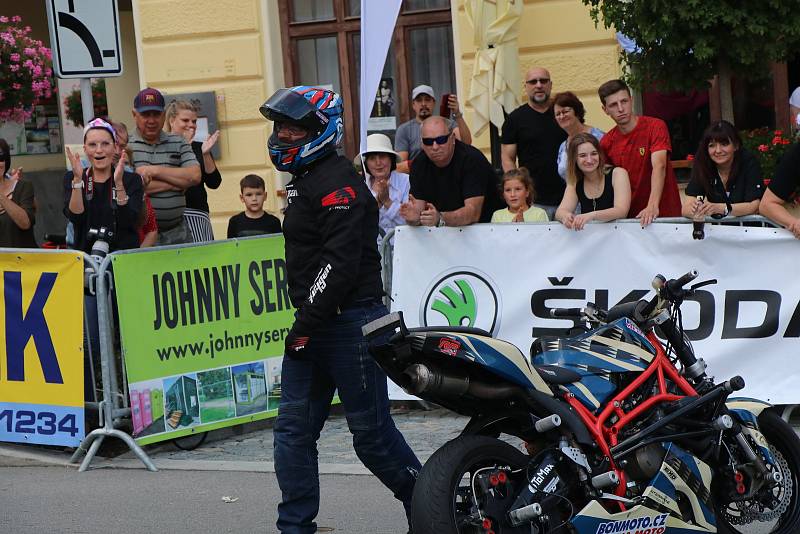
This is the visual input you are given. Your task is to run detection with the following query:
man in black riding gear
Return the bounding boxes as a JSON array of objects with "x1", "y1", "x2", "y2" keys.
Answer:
[{"x1": 260, "y1": 86, "x2": 420, "y2": 534}]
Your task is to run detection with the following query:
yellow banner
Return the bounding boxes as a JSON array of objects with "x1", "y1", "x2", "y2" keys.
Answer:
[{"x1": 0, "y1": 252, "x2": 84, "y2": 407}]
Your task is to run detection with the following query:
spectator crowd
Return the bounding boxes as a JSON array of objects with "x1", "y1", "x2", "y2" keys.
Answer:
[{"x1": 2, "y1": 69, "x2": 800, "y2": 253}]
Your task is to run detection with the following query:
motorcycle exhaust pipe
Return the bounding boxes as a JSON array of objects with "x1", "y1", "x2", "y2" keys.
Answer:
[
  {"x1": 403, "y1": 364, "x2": 469, "y2": 396},
  {"x1": 403, "y1": 364, "x2": 524, "y2": 400}
]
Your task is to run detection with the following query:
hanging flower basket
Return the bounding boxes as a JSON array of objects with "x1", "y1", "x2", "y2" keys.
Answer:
[
  {"x1": 0, "y1": 15, "x2": 54, "y2": 123},
  {"x1": 64, "y1": 79, "x2": 108, "y2": 127}
]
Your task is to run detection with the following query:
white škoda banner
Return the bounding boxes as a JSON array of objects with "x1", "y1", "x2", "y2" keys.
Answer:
[{"x1": 390, "y1": 222, "x2": 799, "y2": 403}]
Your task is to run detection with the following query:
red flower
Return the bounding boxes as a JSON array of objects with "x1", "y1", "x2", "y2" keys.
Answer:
[
  {"x1": 772, "y1": 137, "x2": 782, "y2": 145},
  {"x1": 763, "y1": 178, "x2": 771, "y2": 186},
  {"x1": 775, "y1": 130, "x2": 784, "y2": 136},
  {"x1": 782, "y1": 139, "x2": 791, "y2": 145},
  {"x1": 758, "y1": 144, "x2": 769, "y2": 152}
]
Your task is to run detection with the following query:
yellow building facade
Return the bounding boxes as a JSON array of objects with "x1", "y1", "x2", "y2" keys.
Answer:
[{"x1": 129, "y1": 0, "x2": 620, "y2": 237}]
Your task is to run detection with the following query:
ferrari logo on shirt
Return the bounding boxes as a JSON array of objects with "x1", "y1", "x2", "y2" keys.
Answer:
[{"x1": 639, "y1": 147, "x2": 646, "y2": 156}]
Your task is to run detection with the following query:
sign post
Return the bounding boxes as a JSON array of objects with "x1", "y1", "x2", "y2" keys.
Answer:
[{"x1": 46, "y1": 0, "x2": 124, "y2": 124}]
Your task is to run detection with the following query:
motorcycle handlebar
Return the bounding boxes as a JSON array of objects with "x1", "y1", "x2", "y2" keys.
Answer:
[
  {"x1": 550, "y1": 307, "x2": 584, "y2": 319},
  {"x1": 666, "y1": 270, "x2": 699, "y2": 296}
]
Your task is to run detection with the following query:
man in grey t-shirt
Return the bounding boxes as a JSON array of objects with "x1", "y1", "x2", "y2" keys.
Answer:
[
  {"x1": 129, "y1": 87, "x2": 200, "y2": 245},
  {"x1": 394, "y1": 84, "x2": 472, "y2": 173}
]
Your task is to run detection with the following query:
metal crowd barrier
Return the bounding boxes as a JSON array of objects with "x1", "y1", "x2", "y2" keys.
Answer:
[
  {"x1": 71, "y1": 234, "x2": 284, "y2": 471},
  {"x1": 70, "y1": 251, "x2": 157, "y2": 471}
]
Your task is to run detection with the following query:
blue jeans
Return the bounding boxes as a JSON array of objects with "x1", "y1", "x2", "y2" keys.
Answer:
[{"x1": 274, "y1": 300, "x2": 421, "y2": 533}]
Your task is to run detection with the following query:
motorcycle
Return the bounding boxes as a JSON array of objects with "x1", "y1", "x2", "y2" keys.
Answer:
[{"x1": 363, "y1": 270, "x2": 800, "y2": 533}]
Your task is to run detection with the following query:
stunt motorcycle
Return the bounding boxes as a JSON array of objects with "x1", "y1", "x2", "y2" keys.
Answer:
[{"x1": 363, "y1": 271, "x2": 800, "y2": 533}]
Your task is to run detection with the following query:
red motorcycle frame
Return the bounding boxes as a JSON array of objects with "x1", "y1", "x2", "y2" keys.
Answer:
[{"x1": 563, "y1": 331, "x2": 698, "y2": 509}]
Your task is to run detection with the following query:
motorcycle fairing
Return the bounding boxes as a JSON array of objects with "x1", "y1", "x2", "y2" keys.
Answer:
[
  {"x1": 571, "y1": 500, "x2": 714, "y2": 533},
  {"x1": 640, "y1": 443, "x2": 717, "y2": 531},
  {"x1": 532, "y1": 318, "x2": 659, "y2": 411},
  {"x1": 418, "y1": 332, "x2": 553, "y2": 394},
  {"x1": 726, "y1": 399, "x2": 778, "y2": 466},
  {"x1": 726, "y1": 397, "x2": 772, "y2": 426}
]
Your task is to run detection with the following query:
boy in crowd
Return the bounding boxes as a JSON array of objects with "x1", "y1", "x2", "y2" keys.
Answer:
[{"x1": 227, "y1": 174, "x2": 282, "y2": 238}]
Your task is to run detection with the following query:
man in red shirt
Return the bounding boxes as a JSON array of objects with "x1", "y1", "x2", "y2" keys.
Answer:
[{"x1": 598, "y1": 79, "x2": 681, "y2": 226}]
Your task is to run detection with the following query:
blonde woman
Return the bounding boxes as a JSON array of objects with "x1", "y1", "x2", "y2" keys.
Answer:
[
  {"x1": 555, "y1": 133, "x2": 631, "y2": 230},
  {"x1": 165, "y1": 100, "x2": 221, "y2": 241}
]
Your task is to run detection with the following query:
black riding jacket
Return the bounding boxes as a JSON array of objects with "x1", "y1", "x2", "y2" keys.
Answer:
[{"x1": 283, "y1": 152, "x2": 384, "y2": 336}]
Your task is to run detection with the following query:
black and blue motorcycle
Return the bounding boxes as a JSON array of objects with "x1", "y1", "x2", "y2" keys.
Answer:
[{"x1": 363, "y1": 271, "x2": 800, "y2": 533}]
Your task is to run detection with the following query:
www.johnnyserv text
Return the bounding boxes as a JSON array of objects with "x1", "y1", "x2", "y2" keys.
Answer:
[{"x1": 155, "y1": 327, "x2": 291, "y2": 361}]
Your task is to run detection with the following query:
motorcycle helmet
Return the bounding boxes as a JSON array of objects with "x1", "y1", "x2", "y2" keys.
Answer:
[{"x1": 260, "y1": 86, "x2": 343, "y2": 173}]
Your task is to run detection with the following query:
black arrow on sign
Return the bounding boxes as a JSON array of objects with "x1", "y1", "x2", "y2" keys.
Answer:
[{"x1": 58, "y1": 11, "x2": 104, "y2": 67}]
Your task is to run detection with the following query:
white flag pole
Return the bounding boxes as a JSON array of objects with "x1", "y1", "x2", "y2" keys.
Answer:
[{"x1": 359, "y1": 0, "x2": 402, "y2": 159}]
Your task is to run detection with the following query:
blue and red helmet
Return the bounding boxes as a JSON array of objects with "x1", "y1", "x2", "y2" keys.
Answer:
[{"x1": 260, "y1": 86, "x2": 344, "y2": 173}]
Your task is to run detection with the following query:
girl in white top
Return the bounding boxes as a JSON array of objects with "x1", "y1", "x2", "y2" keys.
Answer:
[{"x1": 491, "y1": 167, "x2": 549, "y2": 223}]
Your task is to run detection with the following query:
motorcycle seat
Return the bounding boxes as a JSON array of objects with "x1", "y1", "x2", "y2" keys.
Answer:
[
  {"x1": 534, "y1": 364, "x2": 582, "y2": 385},
  {"x1": 407, "y1": 326, "x2": 492, "y2": 337}
]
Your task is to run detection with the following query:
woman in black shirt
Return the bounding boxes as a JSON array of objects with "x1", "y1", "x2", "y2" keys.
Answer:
[
  {"x1": 555, "y1": 133, "x2": 631, "y2": 230},
  {"x1": 165, "y1": 100, "x2": 221, "y2": 242},
  {"x1": 682, "y1": 120, "x2": 764, "y2": 219},
  {"x1": 64, "y1": 118, "x2": 143, "y2": 255}
]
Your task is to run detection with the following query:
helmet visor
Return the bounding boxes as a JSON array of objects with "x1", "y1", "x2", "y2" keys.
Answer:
[{"x1": 260, "y1": 88, "x2": 316, "y2": 123}]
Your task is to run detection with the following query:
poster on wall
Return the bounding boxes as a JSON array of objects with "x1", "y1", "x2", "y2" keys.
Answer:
[
  {"x1": 368, "y1": 77, "x2": 397, "y2": 132},
  {"x1": 0, "y1": 98, "x2": 63, "y2": 156},
  {"x1": 113, "y1": 236, "x2": 295, "y2": 445}
]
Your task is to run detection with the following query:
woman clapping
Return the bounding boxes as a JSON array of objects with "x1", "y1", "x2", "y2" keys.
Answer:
[{"x1": 65, "y1": 118, "x2": 143, "y2": 254}]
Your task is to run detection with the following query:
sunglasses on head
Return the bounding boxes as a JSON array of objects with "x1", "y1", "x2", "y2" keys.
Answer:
[
  {"x1": 526, "y1": 78, "x2": 550, "y2": 85},
  {"x1": 421, "y1": 132, "x2": 452, "y2": 146}
]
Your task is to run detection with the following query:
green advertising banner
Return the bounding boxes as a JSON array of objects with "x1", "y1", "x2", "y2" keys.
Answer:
[{"x1": 113, "y1": 236, "x2": 295, "y2": 445}]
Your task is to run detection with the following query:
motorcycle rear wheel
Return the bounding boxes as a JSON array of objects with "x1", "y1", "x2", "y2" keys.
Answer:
[
  {"x1": 410, "y1": 435, "x2": 530, "y2": 534},
  {"x1": 717, "y1": 410, "x2": 800, "y2": 534}
]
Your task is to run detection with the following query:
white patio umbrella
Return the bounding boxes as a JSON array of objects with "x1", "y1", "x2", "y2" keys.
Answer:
[{"x1": 465, "y1": 0, "x2": 523, "y2": 137}]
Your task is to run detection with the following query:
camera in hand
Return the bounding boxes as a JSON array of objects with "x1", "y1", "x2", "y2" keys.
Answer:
[
  {"x1": 692, "y1": 196, "x2": 705, "y2": 240},
  {"x1": 87, "y1": 226, "x2": 115, "y2": 260}
]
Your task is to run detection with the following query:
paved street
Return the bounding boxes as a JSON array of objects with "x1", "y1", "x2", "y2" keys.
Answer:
[
  {"x1": 136, "y1": 406, "x2": 470, "y2": 467},
  {"x1": 0, "y1": 407, "x2": 471, "y2": 534},
  {"x1": 0, "y1": 466, "x2": 409, "y2": 533}
]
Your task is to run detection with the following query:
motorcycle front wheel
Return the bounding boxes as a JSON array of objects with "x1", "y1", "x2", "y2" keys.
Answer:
[
  {"x1": 716, "y1": 410, "x2": 800, "y2": 534},
  {"x1": 410, "y1": 434, "x2": 530, "y2": 534}
]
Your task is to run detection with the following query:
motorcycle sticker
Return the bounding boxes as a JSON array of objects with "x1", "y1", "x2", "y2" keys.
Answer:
[
  {"x1": 436, "y1": 337, "x2": 461, "y2": 357},
  {"x1": 595, "y1": 513, "x2": 667, "y2": 534}
]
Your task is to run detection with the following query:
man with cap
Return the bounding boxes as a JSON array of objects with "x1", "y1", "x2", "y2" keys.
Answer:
[
  {"x1": 394, "y1": 84, "x2": 472, "y2": 173},
  {"x1": 129, "y1": 87, "x2": 200, "y2": 245},
  {"x1": 259, "y1": 86, "x2": 420, "y2": 534}
]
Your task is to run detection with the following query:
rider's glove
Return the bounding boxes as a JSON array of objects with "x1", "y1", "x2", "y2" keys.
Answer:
[{"x1": 285, "y1": 327, "x2": 311, "y2": 358}]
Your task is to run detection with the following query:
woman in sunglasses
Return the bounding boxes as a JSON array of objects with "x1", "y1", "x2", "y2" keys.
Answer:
[
  {"x1": 0, "y1": 138, "x2": 37, "y2": 248},
  {"x1": 555, "y1": 133, "x2": 630, "y2": 230},
  {"x1": 64, "y1": 118, "x2": 144, "y2": 254}
]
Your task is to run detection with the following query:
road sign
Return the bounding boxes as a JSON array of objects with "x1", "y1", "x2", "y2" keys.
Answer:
[{"x1": 46, "y1": 0, "x2": 123, "y2": 78}]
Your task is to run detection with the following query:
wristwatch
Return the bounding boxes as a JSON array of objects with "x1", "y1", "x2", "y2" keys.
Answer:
[
  {"x1": 437, "y1": 213, "x2": 447, "y2": 227},
  {"x1": 72, "y1": 181, "x2": 84, "y2": 189}
]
